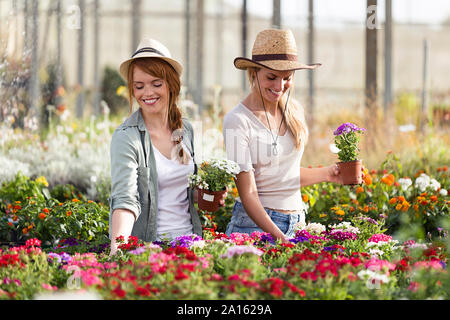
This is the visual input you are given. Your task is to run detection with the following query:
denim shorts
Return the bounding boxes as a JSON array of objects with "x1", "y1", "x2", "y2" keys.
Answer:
[{"x1": 225, "y1": 201, "x2": 306, "y2": 238}]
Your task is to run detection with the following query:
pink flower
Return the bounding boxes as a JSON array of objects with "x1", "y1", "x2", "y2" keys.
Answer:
[
  {"x1": 413, "y1": 260, "x2": 444, "y2": 270},
  {"x1": 229, "y1": 233, "x2": 253, "y2": 245},
  {"x1": 368, "y1": 234, "x2": 393, "y2": 243},
  {"x1": 80, "y1": 271, "x2": 102, "y2": 286},
  {"x1": 365, "y1": 258, "x2": 396, "y2": 275},
  {"x1": 408, "y1": 281, "x2": 420, "y2": 292},
  {"x1": 42, "y1": 283, "x2": 57, "y2": 290}
]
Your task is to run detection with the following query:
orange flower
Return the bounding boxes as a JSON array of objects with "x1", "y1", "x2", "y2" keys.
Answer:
[
  {"x1": 389, "y1": 198, "x2": 398, "y2": 205},
  {"x1": 349, "y1": 206, "x2": 355, "y2": 212},
  {"x1": 398, "y1": 196, "x2": 405, "y2": 202},
  {"x1": 336, "y1": 210, "x2": 345, "y2": 216},
  {"x1": 381, "y1": 174, "x2": 395, "y2": 186},
  {"x1": 363, "y1": 174, "x2": 373, "y2": 186},
  {"x1": 413, "y1": 204, "x2": 419, "y2": 211},
  {"x1": 12, "y1": 215, "x2": 18, "y2": 221},
  {"x1": 22, "y1": 228, "x2": 28, "y2": 234},
  {"x1": 430, "y1": 195, "x2": 438, "y2": 202},
  {"x1": 72, "y1": 199, "x2": 80, "y2": 203},
  {"x1": 38, "y1": 212, "x2": 46, "y2": 220},
  {"x1": 43, "y1": 208, "x2": 49, "y2": 214},
  {"x1": 395, "y1": 204, "x2": 402, "y2": 211},
  {"x1": 13, "y1": 205, "x2": 22, "y2": 210},
  {"x1": 66, "y1": 211, "x2": 72, "y2": 217},
  {"x1": 302, "y1": 194, "x2": 309, "y2": 202},
  {"x1": 363, "y1": 205, "x2": 369, "y2": 213},
  {"x1": 355, "y1": 186, "x2": 364, "y2": 194},
  {"x1": 415, "y1": 170, "x2": 425, "y2": 178},
  {"x1": 443, "y1": 165, "x2": 448, "y2": 172}
]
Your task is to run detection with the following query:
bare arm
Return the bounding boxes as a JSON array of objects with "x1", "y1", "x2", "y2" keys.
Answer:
[
  {"x1": 110, "y1": 209, "x2": 136, "y2": 256},
  {"x1": 235, "y1": 171, "x2": 289, "y2": 242},
  {"x1": 300, "y1": 165, "x2": 363, "y2": 187}
]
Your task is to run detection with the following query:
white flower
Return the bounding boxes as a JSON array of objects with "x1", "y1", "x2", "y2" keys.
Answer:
[
  {"x1": 414, "y1": 173, "x2": 430, "y2": 192},
  {"x1": 368, "y1": 249, "x2": 384, "y2": 257},
  {"x1": 429, "y1": 179, "x2": 441, "y2": 192},
  {"x1": 330, "y1": 221, "x2": 360, "y2": 234},
  {"x1": 190, "y1": 240, "x2": 206, "y2": 249},
  {"x1": 305, "y1": 222, "x2": 326, "y2": 235},
  {"x1": 440, "y1": 189, "x2": 448, "y2": 196},
  {"x1": 398, "y1": 178, "x2": 412, "y2": 191},
  {"x1": 357, "y1": 270, "x2": 390, "y2": 284}
]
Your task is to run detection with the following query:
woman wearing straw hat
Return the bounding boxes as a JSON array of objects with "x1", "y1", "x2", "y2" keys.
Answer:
[
  {"x1": 109, "y1": 38, "x2": 225, "y2": 254},
  {"x1": 223, "y1": 29, "x2": 362, "y2": 243}
]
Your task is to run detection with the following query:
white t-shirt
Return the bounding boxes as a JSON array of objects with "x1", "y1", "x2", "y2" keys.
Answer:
[
  {"x1": 223, "y1": 102, "x2": 305, "y2": 211},
  {"x1": 153, "y1": 144, "x2": 194, "y2": 239}
]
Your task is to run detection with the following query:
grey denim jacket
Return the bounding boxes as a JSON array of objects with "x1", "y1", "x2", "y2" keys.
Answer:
[{"x1": 109, "y1": 109, "x2": 202, "y2": 242}]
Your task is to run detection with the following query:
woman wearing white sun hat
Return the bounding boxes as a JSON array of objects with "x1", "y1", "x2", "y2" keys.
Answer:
[
  {"x1": 223, "y1": 29, "x2": 362, "y2": 243},
  {"x1": 109, "y1": 38, "x2": 225, "y2": 254}
]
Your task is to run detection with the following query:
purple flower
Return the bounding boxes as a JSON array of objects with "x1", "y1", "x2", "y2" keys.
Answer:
[
  {"x1": 129, "y1": 246, "x2": 147, "y2": 255},
  {"x1": 333, "y1": 123, "x2": 366, "y2": 136},
  {"x1": 170, "y1": 234, "x2": 203, "y2": 248},
  {"x1": 48, "y1": 252, "x2": 72, "y2": 265},
  {"x1": 328, "y1": 230, "x2": 358, "y2": 241},
  {"x1": 357, "y1": 216, "x2": 379, "y2": 225}
]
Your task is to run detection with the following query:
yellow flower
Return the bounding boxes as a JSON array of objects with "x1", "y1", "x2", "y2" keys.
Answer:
[
  {"x1": 116, "y1": 85, "x2": 126, "y2": 96},
  {"x1": 330, "y1": 206, "x2": 340, "y2": 211},
  {"x1": 319, "y1": 213, "x2": 327, "y2": 218},
  {"x1": 336, "y1": 210, "x2": 345, "y2": 216}
]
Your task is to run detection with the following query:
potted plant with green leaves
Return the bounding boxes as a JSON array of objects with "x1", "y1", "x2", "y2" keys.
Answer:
[
  {"x1": 333, "y1": 122, "x2": 366, "y2": 185},
  {"x1": 188, "y1": 158, "x2": 240, "y2": 212}
]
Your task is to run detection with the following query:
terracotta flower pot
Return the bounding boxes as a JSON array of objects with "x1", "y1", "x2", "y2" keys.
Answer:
[
  {"x1": 197, "y1": 188, "x2": 227, "y2": 212},
  {"x1": 337, "y1": 160, "x2": 363, "y2": 185}
]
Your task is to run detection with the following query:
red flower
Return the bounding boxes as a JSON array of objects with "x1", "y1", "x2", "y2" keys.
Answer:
[
  {"x1": 135, "y1": 286, "x2": 151, "y2": 297},
  {"x1": 175, "y1": 268, "x2": 189, "y2": 281},
  {"x1": 112, "y1": 286, "x2": 126, "y2": 298},
  {"x1": 25, "y1": 238, "x2": 41, "y2": 248}
]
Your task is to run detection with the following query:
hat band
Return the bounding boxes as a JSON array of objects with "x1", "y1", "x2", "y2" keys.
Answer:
[
  {"x1": 252, "y1": 53, "x2": 297, "y2": 62},
  {"x1": 131, "y1": 47, "x2": 165, "y2": 58}
]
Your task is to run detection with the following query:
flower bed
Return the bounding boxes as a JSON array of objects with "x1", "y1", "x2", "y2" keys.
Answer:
[{"x1": 1, "y1": 215, "x2": 448, "y2": 300}]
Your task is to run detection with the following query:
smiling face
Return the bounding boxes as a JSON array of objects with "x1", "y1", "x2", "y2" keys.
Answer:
[
  {"x1": 132, "y1": 65, "x2": 169, "y2": 116},
  {"x1": 252, "y1": 68, "x2": 294, "y2": 105}
]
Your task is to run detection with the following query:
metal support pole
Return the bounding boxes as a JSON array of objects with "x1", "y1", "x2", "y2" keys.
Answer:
[
  {"x1": 307, "y1": 0, "x2": 315, "y2": 130},
  {"x1": 93, "y1": 0, "x2": 101, "y2": 116},
  {"x1": 272, "y1": 0, "x2": 281, "y2": 28},
  {"x1": 185, "y1": 0, "x2": 191, "y2": 93},
  {"x1": 384, "y1": 0, "x2": 392, "y2": 115},
  {"x1": 131, "y1": 0, "x2": 142, "y2": 53},
  {"x1": 365, "y1": 0, "x2": 377, "y2": 111},
  {"x1": 241, "y1": 0, "x2": 247, "y2": 92},
  {"x1": 29, "y1": 0, "x2": 39, "y2": 128},
  {"x1": 420, "y1": 39, "x2": 428, "y2": 133},
  {"x1": 76, "y1": 0, "x2": 85, "y2": 118},
  {"x1": 196, "y1": 0, "x2": 204, "y2": 113}
]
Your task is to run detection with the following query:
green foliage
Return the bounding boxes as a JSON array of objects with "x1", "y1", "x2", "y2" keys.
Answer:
[
  {"x1": 335, "y1": 131, "x2": 362, "y2": 162},
  {"x1": 101, "y1": 66, "x2": 128, "y2": 115},
  {"x1": 0, "y1": 173, "x2": 109, "y2": 246}
]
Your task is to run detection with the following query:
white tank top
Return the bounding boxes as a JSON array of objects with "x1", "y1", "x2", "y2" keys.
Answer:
[{"x1": 152, "y1": 144, "x2": 194, "y2": 239}]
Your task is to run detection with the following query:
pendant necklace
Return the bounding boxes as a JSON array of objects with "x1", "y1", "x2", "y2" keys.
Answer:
[{"x1": 256, "y1": 76, "x2": 291, "y2": 156}]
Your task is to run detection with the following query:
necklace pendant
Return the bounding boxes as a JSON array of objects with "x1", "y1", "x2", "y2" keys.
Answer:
[{"x1": 272, "y1": 142, "x2": 278, "y2": 156}]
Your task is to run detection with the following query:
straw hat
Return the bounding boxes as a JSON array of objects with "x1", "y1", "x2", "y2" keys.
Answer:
[
  {"x1": 234, "y1": 29, "x2": 321, "y2": 71},
  {"x1": 119, "y1": 38, "x2": 183, "y2": 80}
]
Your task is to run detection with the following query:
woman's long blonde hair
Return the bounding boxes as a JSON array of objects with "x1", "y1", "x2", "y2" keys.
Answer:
[
  {"x1": 247, "y1": 67, "x2": 309, "y2": 150},
  {"x1": 127, "y1": 57, "x2": 191, "y2": 164}
]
